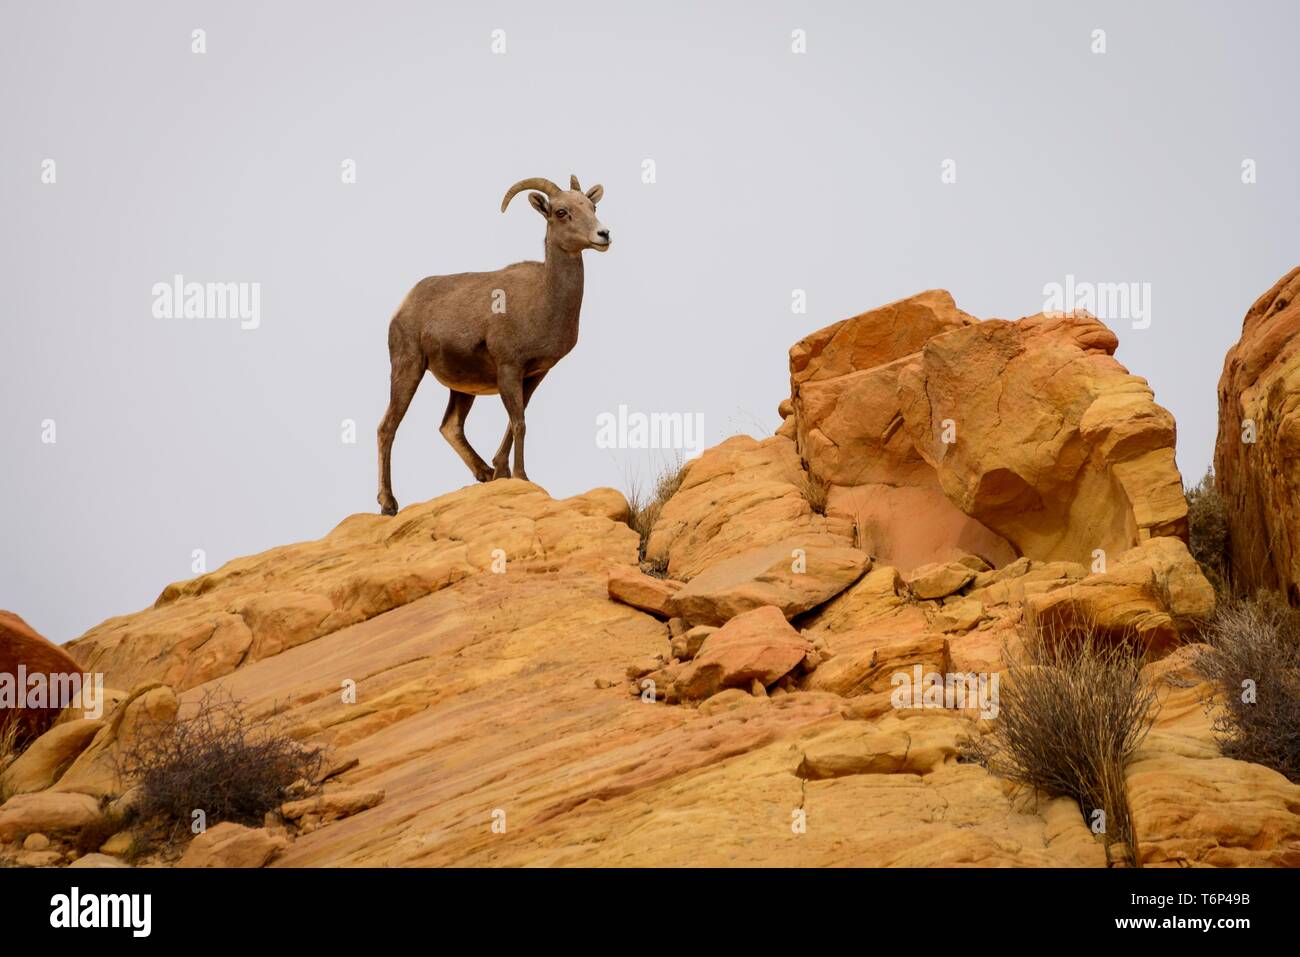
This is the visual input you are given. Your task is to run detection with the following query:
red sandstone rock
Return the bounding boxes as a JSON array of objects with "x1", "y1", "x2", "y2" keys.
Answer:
[{"x1": 0, "y1": 611, "x2": 84, "y2": 740}]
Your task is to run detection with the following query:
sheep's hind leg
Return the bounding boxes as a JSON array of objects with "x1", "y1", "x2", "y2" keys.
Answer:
[
  {"x1": 377, "y1": 352, "x2": 424, "y2": 516},
  {"x1": 440, "y1": 390, "x2": 493, "y2": 483}
]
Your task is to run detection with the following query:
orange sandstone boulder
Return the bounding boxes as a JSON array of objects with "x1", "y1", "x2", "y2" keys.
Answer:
[
  {"x1": 177, "y1": 822, "x2": 288, "y2": 868},
  {"x1": 787, "y1": 293, "x2": 1192, "y2": 576},
  {"x1": 897, "y1": 312, "x2": 1188, "y2": 564},
  {"x1": 789, "y1": 289, "x2": 975, "y2": 388},
  {"x1": 0, "y1": 791, "x2": 103, "y2": 843},
  {"x1": 787, "y1": 291, "x2": 1012, "y2": 573},
  {"x1": 0, "y1": 718, "x2": 103, "y2": 795},
  {"x1": 1214, "y1": 267, "x2": 1300, "y2": 600},
  {"x1": 667, "y1": 539, "x2": 869, "y2": 626},
  {"x1": 606, "y1": 566, "x2": 681, "y2": 617},
  {"x1": 905, "y1": 561, "x2": 977, "y2": 600},
  {"x1": 66, "y1": 481, "x2": 639, "y2": 693},
  {"x1": 1024, "y1": 538, "x2": 1215, "y2": 653},
  {"x1": 644, "y1": 434, "x2": 854, "y2": 578},
  {"x1": 671, "y1": 606, "x2": 812, "y2": 700}
]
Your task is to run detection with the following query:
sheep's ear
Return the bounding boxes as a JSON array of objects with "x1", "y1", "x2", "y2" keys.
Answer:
[
  {"x1": 528, "y1": 192, "x2": 551, "y2": 218},
  {"x1": 586, "y1": 184, "x2": 604, "y2": 205}
]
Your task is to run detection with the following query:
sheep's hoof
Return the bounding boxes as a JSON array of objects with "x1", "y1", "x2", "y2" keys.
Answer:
[
  {"x1": 379, "y1": 498, "x2": 398, "y2": 516},
  {"x1": 473, "y1": 467, "x2": 492, "y2": 483},
  {"x1": 492, "y1": 466, "x2": 511, "y2": 480}
]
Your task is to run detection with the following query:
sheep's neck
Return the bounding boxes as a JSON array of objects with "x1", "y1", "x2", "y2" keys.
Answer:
[{"x1": 541, "y1": 234, "x2": 584, "y2": 349}]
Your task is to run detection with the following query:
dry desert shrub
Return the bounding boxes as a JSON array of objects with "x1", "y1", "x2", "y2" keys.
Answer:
[
  {"x1": 624, "y1": 454, "x2": 686, "y2": 571},
  {"x1": 118, "y1": 689, "x2": 323, "y2": 840},
  {"x1": 963, "y1": 619, "x2": 1158, "y2": 864},
  {"x1": 1196, "y1": 597, "x2": 1300, "y2": 783}
]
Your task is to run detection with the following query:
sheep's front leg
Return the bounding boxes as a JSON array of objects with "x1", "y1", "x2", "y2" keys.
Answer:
[
  {"x1": 494, "y1": 366, "x2": 528, "y2": 481},
  {"x1": 491, "y1": 371, "x2": 546, "y2": 476}
]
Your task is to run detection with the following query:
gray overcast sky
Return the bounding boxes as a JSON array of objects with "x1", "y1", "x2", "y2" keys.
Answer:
[{"x1": 2, "y1": 0, "x2": 1297, "y2": 643}]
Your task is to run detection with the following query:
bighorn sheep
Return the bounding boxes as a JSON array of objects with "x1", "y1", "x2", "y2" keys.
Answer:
[{"x1": 376, "y1": 174, "x2": 610, "y2": 515}]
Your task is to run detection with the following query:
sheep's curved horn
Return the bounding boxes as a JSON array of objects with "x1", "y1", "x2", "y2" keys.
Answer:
[
  {"x1": 570, "y1": 175, "x2": 581, "y2": 190},
  {"x1": 501, "y1": 177, "x2": 561, "y2": 212}
]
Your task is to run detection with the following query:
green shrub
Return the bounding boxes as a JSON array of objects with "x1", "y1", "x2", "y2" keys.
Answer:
[{"x1": 1185, "y1": 467, "x2": 1231, "y2": 597}]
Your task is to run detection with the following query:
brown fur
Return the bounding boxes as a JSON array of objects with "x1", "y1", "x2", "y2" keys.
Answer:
[{"x1": 377, "y1": 175, "x2": 609, "y2": 514}]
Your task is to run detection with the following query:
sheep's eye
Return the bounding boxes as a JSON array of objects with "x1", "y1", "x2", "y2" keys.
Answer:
[{"x1": 555, "y1": 208, "x2": 568, "y2": 219}]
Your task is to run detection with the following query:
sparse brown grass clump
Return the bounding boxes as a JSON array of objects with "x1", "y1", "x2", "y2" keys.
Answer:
[
  {"x1": 0, "y1": 714, "x2": 23, "y2": 802},
  {"x1": 963, "y1": 620, "x2": 1159, "y2": 864},
  {"x1": 1185, "y1": 467, "x2": 1232, "y2": 598},
  {"x1": 119, "y1": 689, "x2": 323, "y2": 842},
  {"x1": 794, "y1": 467, "x2": 830, "y2": 516},
  {"x1": 1196, "y1": 597, "x2": 1300, "y2": 783},
  {"x1": 624, "y1": 455, "x2": 686, "y2": 572}
]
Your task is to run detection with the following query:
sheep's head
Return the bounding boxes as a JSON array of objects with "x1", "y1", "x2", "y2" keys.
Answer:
[{"x1": 501, "y1": 175, "x2": 610, "y2": 254}]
